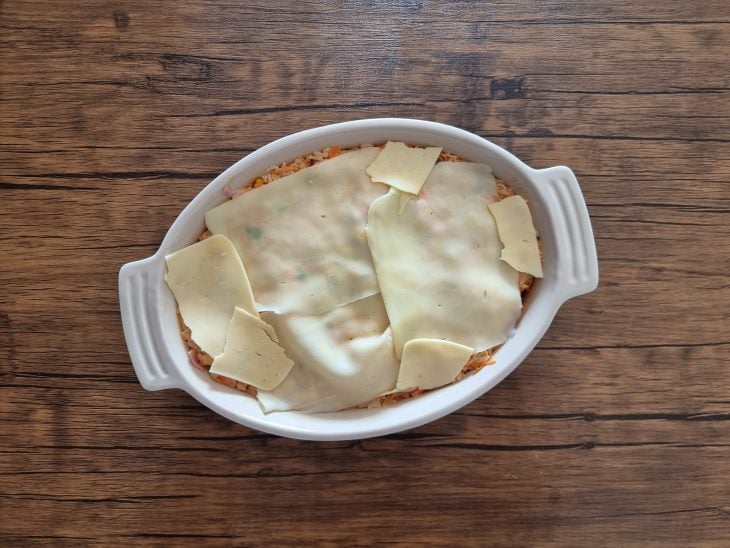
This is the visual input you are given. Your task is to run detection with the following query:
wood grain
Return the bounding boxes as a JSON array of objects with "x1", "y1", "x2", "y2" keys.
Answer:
[{"x1": 1, "y1": 0, "x2": 729, "y2": 545}]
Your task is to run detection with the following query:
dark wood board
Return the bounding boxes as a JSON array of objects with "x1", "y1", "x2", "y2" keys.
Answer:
[{"x1": 1, "y1": 1, "x2": 729, "y2": 545}]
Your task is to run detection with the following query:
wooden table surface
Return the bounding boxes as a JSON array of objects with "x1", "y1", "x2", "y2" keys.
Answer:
[{"x1": 2, "y1": 1, "x2": 729, "y2": 545}]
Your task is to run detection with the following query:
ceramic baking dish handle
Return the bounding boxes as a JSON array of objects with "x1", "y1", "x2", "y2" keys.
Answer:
[
  {"x1": 119, "y1": 255, "x2": 181, "y2": 391},
  {"x1": 535, "y1": 166, "x2": 599, "y2": 300}
]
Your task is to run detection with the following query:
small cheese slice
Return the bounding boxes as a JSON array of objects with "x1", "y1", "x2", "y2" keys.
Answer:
[
  {"x1": 396, "y1": 339, "x2": 474, "y2": 390},
  {"x1": 488, "y1": 195, "x2": 543, "y2": 278},
  {"x1": 366, "y1": 141, "x2": 442, "y2": 195},
  {"x1": 164, "y1": 234, "x2": 257, "y2": 358},
  {"x1": 209, "y1": 307, "x2": 294, "y2": 391},
  {"x1": 205, "y1": 148, "x2": 387, "y2": 315},
  {"x1": 235, "y1": 308, "x2": 279, "y2": 342}
]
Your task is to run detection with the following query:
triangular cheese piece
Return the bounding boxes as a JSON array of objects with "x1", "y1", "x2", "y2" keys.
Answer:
[
  {"x1": 164, "y1": 234, "x2": 257, "y2": 357},
  {"x1": 366, "y1": 141, "x2": 441, "y2": 195},
  {"x1": 234, "y1": 308, "x2": 279, "y2": 342},
  {"x1": 209, "y1": 307, "x2": 294, "y2": 391},
  {"x1": 488, "y1": 195, "x2": 543, "y2": 277},
  {"x1": 396, "y1": 339, "x2": 474, "y2": 390}
]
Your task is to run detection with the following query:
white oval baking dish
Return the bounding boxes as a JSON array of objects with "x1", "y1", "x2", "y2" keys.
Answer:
[{"x1": 119, "y1": 118, "x2": 598, "y2": 441}]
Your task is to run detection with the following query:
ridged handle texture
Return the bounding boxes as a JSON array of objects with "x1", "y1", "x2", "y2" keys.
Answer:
[
  {"x1": 537, "y1": 166, "x2": 599, "y2": 300},
  {"x1": 119, "y1": 257, "x2": 180, "y2": 391}
]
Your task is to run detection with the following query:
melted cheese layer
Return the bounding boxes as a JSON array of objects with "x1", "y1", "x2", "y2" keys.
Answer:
[
  {"x1": 205, "y1": 148, "x2": 388, "y2": 316},
  {"x1": 366, "y1": 162, "x2": 522, "y2": 358},
  {"x1": 256, "y1": 294, "x2": 399, "y2": 413}
]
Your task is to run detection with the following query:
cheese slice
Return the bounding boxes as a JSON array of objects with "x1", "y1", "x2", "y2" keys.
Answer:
[
  {"x1": 366, "y1": 141, "x2": 442, "y2": 195},
  {"x1": 396, "y1": 339, "x2": 474, "y2": 390},
  {"x1": 164, "y1": 234, "x2": 257, "y2": 357},
  {"x1": 488, "y1": 195, "x2": 543, "y2": 278},
  {"x1": 234, "y1": 307, "x2": 279, "y2": 342},
  {"x1": 209, "y1": 307, "x2": 294, "y2": 390},
  {"x1": 366, "y1": 161, "x2": 522, "y2": 358},
  {"x1": 205, "y1": 148, "x2": 388, "y2": 316},
  {"x1": 256, "y1": 294, "x2": 399, "y2": 413}
]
